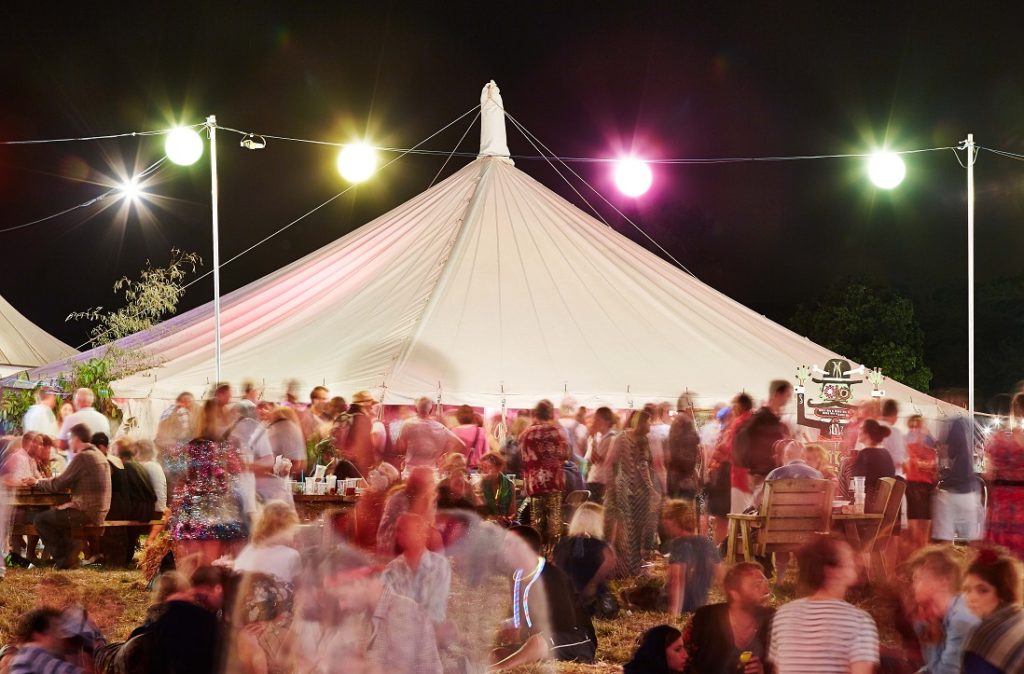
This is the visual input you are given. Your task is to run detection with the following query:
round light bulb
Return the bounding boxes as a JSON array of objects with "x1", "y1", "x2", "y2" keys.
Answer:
[
  {"x1": 118, "y1": 177, "x2": 142, "y2": 201},
  {"x1": 337, "y1": 144, "x2": 377, "y2": 183},
  {"x1": 867, "y1": 152, "x2": 905, "y2": 189},
  {"x1": 614, "y1": 158, "x2": 653, "y2": 197},
  {"x1": 165, "y1": 127, "x2": 204, "y2": 166}
]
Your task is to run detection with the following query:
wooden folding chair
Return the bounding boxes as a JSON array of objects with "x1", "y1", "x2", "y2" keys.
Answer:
[
  {"x1": 754, "y1": 478, "x2": 835, "y2": 577},
  {"x1": 561, "y1": 489, "x2": 592, "y2": 533},
  {"x1": 861, "y1": 477, "x2": 906, "y2": 579}
]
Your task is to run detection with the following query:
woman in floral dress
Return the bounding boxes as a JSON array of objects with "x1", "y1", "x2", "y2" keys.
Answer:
[
  {"x1": 167, "y1": 399, "x2": 247, "y2": 571},
  {"x1": 983, "y1": 392, "x2": 1024, "y2": 558},
  {"x1": 605, "y1": 406, "x2": 658, "y2": 576}
]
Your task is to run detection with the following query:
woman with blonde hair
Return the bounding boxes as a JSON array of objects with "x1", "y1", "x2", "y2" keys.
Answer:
[
  {"x1": 233, "y1": 500, "x2": 301, "y2": 585},
  {"x1": 803, "y1": 443, "x2": 835, "y2": 481},
  {"x1": 553, "y1": 502, "x2": 618, "y2": 617}
]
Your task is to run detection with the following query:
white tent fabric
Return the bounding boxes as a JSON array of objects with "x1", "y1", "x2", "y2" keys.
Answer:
[
  {"x1": 0, "y1": 293, "x2": 77, "y2": 377},
  {"x1": 18, "y1": 83, "x2": 960, "y2": 427}
]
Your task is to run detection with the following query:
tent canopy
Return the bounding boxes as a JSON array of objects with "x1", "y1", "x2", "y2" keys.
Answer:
[
  {"x1": 18, "y1": 82, "x2": 960, "y2": 424},
  {"x1": 0, "y1": 293, "x2": 77, "y2": 377}
]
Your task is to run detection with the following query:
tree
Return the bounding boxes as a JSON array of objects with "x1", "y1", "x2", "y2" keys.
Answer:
[
  {"x1": 789, "y1": 278, "x2": 933, "y2": 392},
  {"x1": 67, "y1": 248, "x2": 201, "y2": 346}
]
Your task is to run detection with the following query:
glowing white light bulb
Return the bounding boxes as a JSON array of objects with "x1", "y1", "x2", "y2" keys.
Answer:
[
  {"x1": 867, "y1": 152, "x2": 905, "y2": 189},
  {"x1": 337, "y1": 144, "x2": 377, "y2": 183},
  {"x1": 165, "y1": 127, "x2": 204, "y2": 166},
  {"x1": 614, "y1": 158, "x2": 653, "y2": 197},
  {"x1": 118, "y1": 177, "x2": 142, "y2": 201}
]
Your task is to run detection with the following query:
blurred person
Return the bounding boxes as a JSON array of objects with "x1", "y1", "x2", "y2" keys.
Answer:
[
  {"x1": 647, "y1": 402, "x2": 672, "y2": 495},
  {"x1": 299, "y1": 385, "x2": 331, "y2": 441},
  {"x1": 961, "y1": 548, "x2": 1024, "y2": 674},
  {"x1": 558, "y1": 397, "x2": 588, "y2": 464},
  {"x1": 282, "y1": 379, "x2": 303, "y2": 411},
  {"x1": 879, "y1": 399, "x2": 909, "y2": 476},
  {"x1": 500, "y1": 415, "x2": 530, "y2": 477},
  {"x1": 321, "y1": 544, "x2": 443, "y2": 673},
  {"x1": 22, "y1": 386, "x2": 58, "y2": 438},
  {"x1": 1, "y1": 433, "x2": 44, "y2": 484},
  {"x1": 55, "y1": 388, "x2": 110, "y2": 450},
  {"x1": 241, "y1": 380, "x2": 260, "y2": 404},
  {"x1": 624, "y1": 624, "x2": 688, "y2": 674},
  {"x1": 344, "y1": 391, "x2": 379, "y2": 478},
  {"x1": 209, "y1": 382, "x2": 235, "y2": 437},
  {"x1": 227, "y1": 400, "x2": 274, "y2": 518},
  {"x1": 982, "y1": 392, "x2": 1024, "y2": 558},
  {"x1": 768, "y1": 536, "x2": 879, "y2": 674},
  {"x1": 376, "y1": 466, "x2": 439, "y2": 555},
  {"x1": 101, "y1": 434, "x2": 156, "y2": 522},
  {"x1": 662, "y1": 498, "x2": 720, "y2": 615},
  {"x1": 491, "y1": 525, "x2": 596, "y2": 669},
  {"x1": 804, "y1": 442, "x2": 835, "y2": 480},
  {"x1": 146, "y1": 566, "x2": 225, "y2": 674},
  {"x1": 708, "y1": 395, "x2": 754, "y2": 544},
  {"x1": 56, "y1": 401, "x2": 74, "y2": 429},
  {"x1": 667, "y1": 394, "x2": 702, "y2": 500},
  {"x1": 562, "y1": 454, "x2": 585, "y2": 494},
  {"x1": 133, "y1": 439, "x2": 167, "y2": 514},
  {"x1": 437, "y1": 468, "x2": 479, "y2": 511},
  {"x1": 154, "y1": 392, "x2": 197, "y2": 463},
  {"x1": 451, "y1": 404, "x2": 488, "y2": 468},
  {"x1": 753, "y1": 440, "x2": 822, "y2": 509},
  {"x1": 605, "y1": 407, "x2": 658, "y2": 575},
  {"x1": 166, "y1": 400, "x2": 247, "y2": 573},
  {"x1": 907, "y1": 545, "x2": 978, "y2": 674},
  {"x1": 583, "y1": 406, "x2": 619, "y2": 503},
  {"x1": 684, "y1": 562, "x2": 773, "y2": 674},
  {"x1": 479, "y1": 451, "x2": 516, "y2": 523},
  {"x1": 734, "y1": 380, "x2": 792, "y2": 497},
  {"x1": 905, "y1": 414, "x2": 939, "y2": 552},
  {"x1": 322, "y1": 419, "x2": 364, "y2": 480},
  {"x1": 23, "y1": 424, "x2": 110, "y2": 569},
  {"x1": 552, "y1": 503, "x2": 617, "y2": 616},
  {"x1": 382, "y1": 512, "x2": 452, "y2": 628},
  {"x1": 7, "y1": 607, "x2": 86, "y2": 674},
  {"x1": 396, "y1": 396, "x2": 465, "y2": 468},
  {"x1": 339, "y1": 461, "x2": 398, "y2": 549},
  {"x1": 233, "y1": 500, "x2": 301, "y2": 586},
  {"x1": 266, "y1": 406, "x2": 306, "y2": 479},
  {"x1": 520, "y1": 399, "x2": 570, "y2": 550},
  {"x1": 932, "y1": 391, "x2": 984, "y2": 544},
  {"x1": 841, "y1": 419, "x2": 896, "y2": 504}
]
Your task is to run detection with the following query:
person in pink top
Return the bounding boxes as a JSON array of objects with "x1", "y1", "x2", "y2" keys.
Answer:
[{"x1": 451, "y1": 405, "x2": 488, "y2": 469}]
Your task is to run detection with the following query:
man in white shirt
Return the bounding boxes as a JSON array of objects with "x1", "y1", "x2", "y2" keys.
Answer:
[
  {"x1": 878, "y1": 399, "x2": 908, "y2": 476},
  {"x1": 56, "y1": 388, "x2": 111, "y2": 449},
  {"x1": 22, "y1": 387, "x2": 59, "y2": 437},
  {"x1": 395, "y1": 397, "x2": 464, "y2": 468},
  {"x1": 647, "y1": 402, "x2": 672, "y2": 495}
]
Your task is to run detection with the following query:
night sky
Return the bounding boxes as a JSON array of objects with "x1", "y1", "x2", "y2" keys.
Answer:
[{"x1": 2, "y1": 3, "x2": 1022, "y2": 392}]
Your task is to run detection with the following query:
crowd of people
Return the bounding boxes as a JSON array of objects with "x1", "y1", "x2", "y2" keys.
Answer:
[{"x1": 0, "y1": 378, "x2": 1020, "y2": 673}]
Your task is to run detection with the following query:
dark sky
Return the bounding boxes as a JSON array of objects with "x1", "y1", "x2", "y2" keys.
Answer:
[{"x1": 2, "y1": 2, "x2": 1023, "y2": 372}]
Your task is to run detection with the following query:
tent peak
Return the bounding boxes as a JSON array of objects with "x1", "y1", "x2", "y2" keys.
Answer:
[{"x1": 478, "y1": 81, "x2": 513, "y2": 164}]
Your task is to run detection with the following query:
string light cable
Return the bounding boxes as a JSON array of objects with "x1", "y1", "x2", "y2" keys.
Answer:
[{"x1": 0, "y1": 123, "x2": 204, "y2": 146}]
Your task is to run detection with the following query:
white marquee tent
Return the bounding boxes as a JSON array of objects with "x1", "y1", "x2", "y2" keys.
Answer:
[
  {"x1": 0, "y1": 293, "x2": 76, "y2": 377},
  {"x1": 16, "y1": 83, "x2": 961, "y2": 431}
]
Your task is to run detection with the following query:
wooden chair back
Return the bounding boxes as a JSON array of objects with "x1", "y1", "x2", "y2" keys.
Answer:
[
  {"x1": 564, "y1": 490, "x2": 591, "y2": 509},
  {"x1": 755, "y1": 478, "x2": 835, "y2": 555},
  {"x1": 864, "y1": 477, "x2": 906, "y2": 552}
]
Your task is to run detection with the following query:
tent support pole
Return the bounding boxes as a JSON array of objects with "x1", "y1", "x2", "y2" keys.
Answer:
[
  {"x1": 208, "y1": 115, "x2": 222, "y2": 384},
  {"x1": 965, "y1": 133, "x2": 975, "y2": 420}
]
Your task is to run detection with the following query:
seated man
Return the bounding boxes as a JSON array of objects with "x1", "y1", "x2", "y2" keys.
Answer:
[
  {"x1": 23, "y1": 424, "x2": 111, "y2": 569},
  {"x1": 751, "y1": 440, "x2": 822, "y2": 509},
  {"x1": 684, "y1": 562, "x2": 773, "y2": 674},
  {"x1": 908, "y1": 546, "x2": 978, "y2": 674},
  {"x1": 491, "y1": 525, "x2": 596, "y2": 670}
]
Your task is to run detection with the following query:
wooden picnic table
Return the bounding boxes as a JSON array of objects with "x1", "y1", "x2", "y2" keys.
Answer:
[
  {"x1": 292, "y1": 493, "x2": 356, "y2": 522},
  {"x1": 7, "y1": 486, "x2": 70, "y2": 509},
  {"x1": 724, "y1": 510, "x2": 884, "y2": 563}
]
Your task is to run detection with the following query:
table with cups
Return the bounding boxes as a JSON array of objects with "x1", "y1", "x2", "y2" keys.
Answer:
[{"x1": 290, "y1": 475, "x2": 360, "y2": 522}]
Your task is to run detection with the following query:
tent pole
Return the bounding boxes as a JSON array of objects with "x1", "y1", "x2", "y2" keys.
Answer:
[
  {"x1": 965, "y1": 134, "x2": 975, "y2": 421},
  {"x1": 208, "y1": 115, "x2": 222, "y2": 384}
]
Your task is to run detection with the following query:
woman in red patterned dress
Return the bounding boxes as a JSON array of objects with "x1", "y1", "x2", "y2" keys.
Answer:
[{"x1": 983, "y1": 392, "x2": 1024, "y2": 558}]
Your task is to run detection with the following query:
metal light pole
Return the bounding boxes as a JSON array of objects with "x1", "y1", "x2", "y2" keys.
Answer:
[
  {"x1": 207, "y1": 115, "x2": 222, "y2": 383},
  {"x1": 965, "y1": 133, "x2": 975, "y2": 418}
]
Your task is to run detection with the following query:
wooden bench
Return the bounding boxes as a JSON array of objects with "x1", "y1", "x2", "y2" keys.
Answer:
[{"x1": 11, "y1": 520, "x2": 163, "y2": 539}]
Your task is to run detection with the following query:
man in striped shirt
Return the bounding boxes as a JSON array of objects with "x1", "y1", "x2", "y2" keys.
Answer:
[{"x1": 769, "y1": 536, "x2": 879, "y2": 673}]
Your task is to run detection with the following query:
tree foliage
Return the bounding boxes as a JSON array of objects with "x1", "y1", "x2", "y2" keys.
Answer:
[
  {"x1": 790, "y1": 279, "x2": 933, "y2": 392},
  {"x1": 67, "y1": 249, "x2": 201, "y2": 346}
]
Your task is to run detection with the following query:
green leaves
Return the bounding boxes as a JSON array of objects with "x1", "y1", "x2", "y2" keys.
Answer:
[{"x1": 790, "y1": 278, "x2": 933, "y2": 392}]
